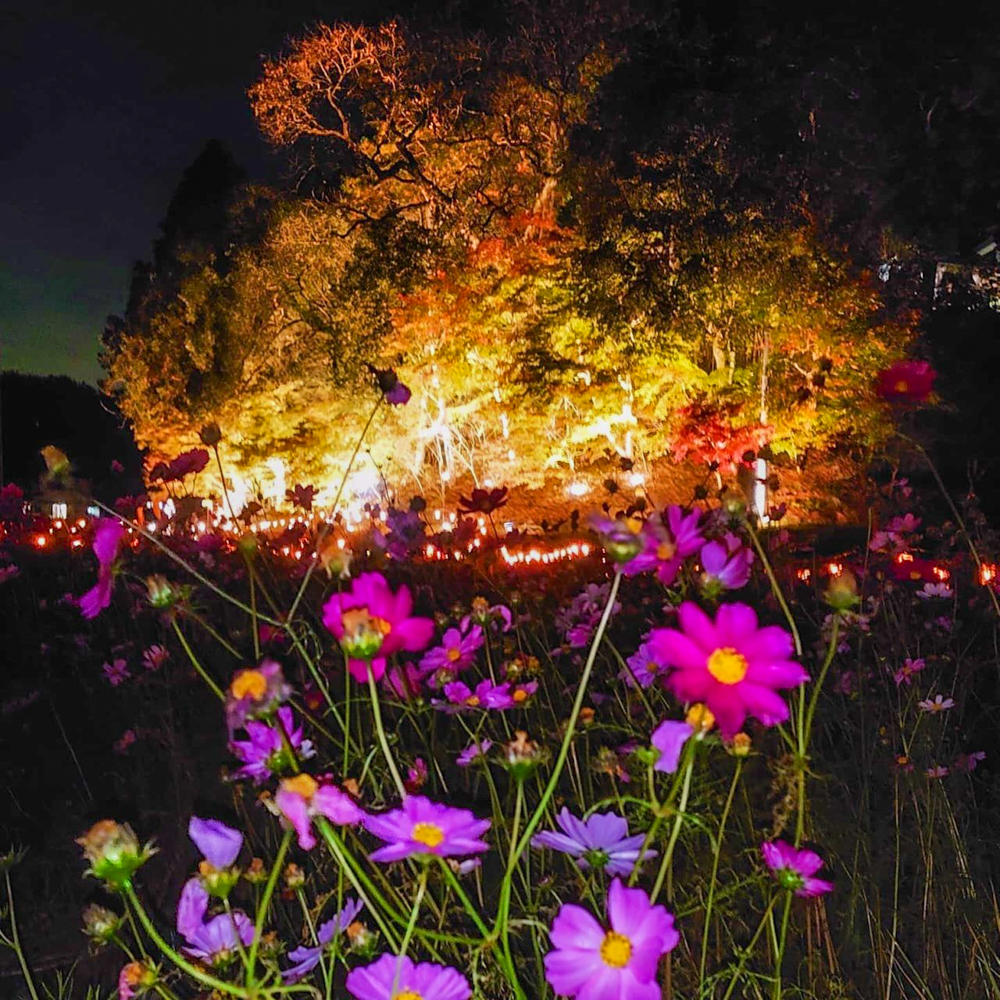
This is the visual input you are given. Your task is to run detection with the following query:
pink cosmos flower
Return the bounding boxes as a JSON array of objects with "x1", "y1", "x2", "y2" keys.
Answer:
[
  {"x1": 275, "y1": 775, "x2": 365, "y2": 850},
  {"x1": 699, "y1": 533, "x2": 754, "y2": 593},
  {"x1": 229, "y1": 706, "x2": 315, "y2": 783},
  {"x1": 761, "y1": 840, "x2": 833, "y2": 897},
  {"x1": 419, "y1": 623, "x2": 484, "y2": 677},
  {"x1": 648, "y1": 602, "x2": 809, "y2": 736},
  {"x1": 78, "y1": 519, "x2": 126, "y2": 619},
  {"x1": 917, "y1": 582, "x2": 953, "y2": 600},
  {"x1": 322, "y1": 572, "x2": 434, "y2": 682},
  {"x1": 623, "y1": 506, "x2": 704, "y2": 584},
  {"x1": 544, "y1": 878, "x2": 679, "y2": 1000},
  {"x1": 876, "y1": 360, "x2": 936, "y2": 402},
  {"x1": 103, "y1": 658, "x2": 131, "y2": 686},
  {"x1": 346, "y1": 954, "x2": 470, "y2": 1000},
  {"x1": 176, "y1": 878, "x2": 253, "y2": 961},
  {"x1": 363, "y1": 795, "x2": 490, "y2": 863},
  {"x1": 918, "y1": 694, "x2": 955, "y2": 713},
  {"x1": 113, "y1": 729, "x2": 137, "y2": 754},
  {"x1": 456, "y1": 739, "x2": 492, "y2": 767},
  {"x1": 893, "y1": 657, "x2": 924, "y2": 686},
  {"x1": 926, "y1": 765, "x2": 949, "y2": 779}
]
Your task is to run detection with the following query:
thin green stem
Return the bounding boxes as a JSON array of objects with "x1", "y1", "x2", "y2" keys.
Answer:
[
  {"x1": 171, "y1": 619, "x2": 225, "y2": 701},
  {"x1": 745, "y1": 520, "x2": 802, "y2": 657},
  {"x1": 393, "y1": 867, "x2": 428, "y2": 996},
  {"x1": 246, "y1": 830, "x2": 292, "y2": 987},
  {"x1": 367, "y1": 668, "x2": 406, "y2": 799},
  {"x1": 720, "y1": 895, "x2": 779, "y2": 1000},
  {"x1": 699, "y1": 760, "x2": 743, "y2": 988},
  {"x1": 650, "y1": 744, "x2": 696, "y2": 903},
  {"x1": 4, "y1": 870, "x2": 40, "y2": 1000}
]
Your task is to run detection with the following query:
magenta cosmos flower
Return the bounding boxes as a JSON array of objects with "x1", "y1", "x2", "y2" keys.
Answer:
[
  {"x1": 624, "y1": 506, "x2": 705, "y2": 584},
  {"x1": 648, "y1": 602, "x2": 809, "y2": 736},
  {"x1": 275, "y1": 775, "x2": 365, "y2": 850},
  {"x1": 699, "y1": 533, "x2": 754, "y2": 593},
  {"x1": 419, "y1": 623, "x2": 484, "y2": 677},
  {"x1": 78, "y1": 518, "x2": 126, "y2": 619},
  {"x1": 761, "y1": 840, "x2": 833, "y2": 897},
  {"x1": 346, "y1": 954, "x2": 470, "y2": 1000},
  {"x1": 544, "y1": 878, "x2": 678, "y2": 1000},
  {"x1": 364, "y1": 795, "x2": 490, "y2": 863},
  {"x1": 876, "y1": 360, "x2": 936, "y2": 402},
  {"x1": 229, "y1": 706, "x2": 315, "y2": 783},
  {"x1": 532, "y1": 808, "x2": 655, "y2": 876},
  {"x1": 322, "y1": 572, "x2": 434, "y2": 682}
]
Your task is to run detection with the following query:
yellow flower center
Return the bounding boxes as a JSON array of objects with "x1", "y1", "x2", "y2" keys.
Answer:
[
  {"x1": 342, "y1": 608, "x2": 392, "y2": 637},
  {"x1": 600, "y1": 931, "x2": 632, "y2": 968},
  {"x1": 626, "y1": 516, "x2": 644, "y2": 534},
  {"x1": 394, "y1": 992, "x2": 422, "y2": 1000},
  {"x1": 411, "y1": 822, "x2": 445, "y2": 849},
  {"x1": 447, "y1": 646, "x2": 462, "y2": 662},
  {"x1": 707, "y1": 647, "x2": 749, "y2": 685},
  {"x1": 231, "y1": 669, "x2": 268, "y2": 701},
  {"x1": 513, "y1": 688, "x2": 528, "y2": 702},
  {"x1": 282, "y1": 774, "x2": 318, "y2": 801},
  {"x1": 686, "y1": 703, "x2": 716, "y2": 731},
  {"x1": 466, "y1": 695, "x2": 481, "y2": 707},
  {"x1": 893, "y1": 379, "x2": 909, "y2": 393},
  {"x1": 657, "y1": 540, "x2": 676, "y2": 561}
]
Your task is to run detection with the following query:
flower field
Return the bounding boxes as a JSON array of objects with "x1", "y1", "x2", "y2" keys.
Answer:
[{"x1": 2, "y1": 378, "x2": 999, "y2": 1000}]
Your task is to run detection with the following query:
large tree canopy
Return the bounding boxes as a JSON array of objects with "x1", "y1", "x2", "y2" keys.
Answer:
[{"x1": 105, "y1": 1, "x2": 975, "y2": 513}]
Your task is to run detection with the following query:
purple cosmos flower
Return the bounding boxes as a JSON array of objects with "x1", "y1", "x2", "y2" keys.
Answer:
[
  {"x1": 282, "y1": 898, "x2": 363, "y2": 982},
  {"x1": 532, "y1": 809, "x2": 655, "y2": 876},
  {"x1": 189, "y1": 817, "x2": 242, "y2": 869},
  {"x1": 176, "y1": 879, "x2": 253, "y2": 962},
  {"x1": 955, "y1": 751, "x2": 986, "y2": 772},
  {"x1": 229, "y1": 706, "x2": 315, "y2": 783},
  {"x1": 225, "y1": 660, "x2": 292, "y2": 733},
  {"x1": 102, "y1": 658, "x2": 131, "y2": 686},
  {"x1": 623, "y1": 506, "x2": 705, "y2": 585},
  {"x1": 621, "y1": 642, "x2": 665, "y2": 688},
  {"x1": 650, "y1": 720, "x2": 694, "y2": 774},
  {"x1": 456, "y1": 739, "x2": 492, "y2": 767},
  {"x1": 544, "y1": 878, "x2": 679, "y2": 1000},
  {"x1": 275, "y1": 775, "x2": 366, "y2": 851},
  {"x1": 419, "y1": 624, "x2": 484, "y2": 677},
  {"x1": 322, "y1": 572, "x2": 434, "y2": 683},
  {"x1": 78, "y1": 519, "x2": 126, "y2": 619},
  {"x1": 648, "y1": 602, "x2": 809, "y2": 736},
  {"x1": 917, "y1": 582, "x2": 953, "y2": 600},
  {"x1": 893, "y1": 657, "x2": 924, "y2": 686},
  {"x1": 364, "y1": 796, "x2": 490, "y2": 863},
  {"x1": 926, "y1": 765, "x2": 949, "y2": 779},
  {"x1": 437, "y1": 678, "x2": 535, "y2": 712},
  {"x1": 761, "y1": 840, "x2": 833, "y2": 897},
  {"x1": 699, "y1": 533, "x2": 754, "y2": 593},
  {"x1": 918, "y1": 694, "x2": 955, "y2": 713},
  {"x1": 461, "y1": 602, "x2": 513, "y2": 634},
  {"x1": 346, "y1": 953, "x2": 470, "y2": 1000}
]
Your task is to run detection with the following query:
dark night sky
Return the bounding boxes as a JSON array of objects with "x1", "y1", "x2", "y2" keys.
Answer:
[{"x1": 0, "y1": 0, "x2": 387, "y2": 384}]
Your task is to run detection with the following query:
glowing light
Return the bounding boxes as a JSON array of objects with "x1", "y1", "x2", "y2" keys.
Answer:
[
  {"x1": 980, "y1": 563, "x2": 997, "y2": 586},
  {"x1": 895, "y1": 552, "x2": 914, "y2": 563},
  {"x1": 796, "y1": 568, "x2": 812, "y2": 582},
  {"x1": 349, "y1": 467, "x2": 380, "y2": 498},
  {"x1": 567, "y1": 481, "x2": 589, "y2": 498},
  {"x1": 627, "y1": 471, "x2": 646, "y2": 488},
  {"x1": 826, "y1": 561, "x2": 843, "y2": 577},
  {"x1": 932, "y1": 565, "x2": 950, "y2": 582},
  {"x1": 34, "y1": 534, "x2": 48, "y2": 548}
]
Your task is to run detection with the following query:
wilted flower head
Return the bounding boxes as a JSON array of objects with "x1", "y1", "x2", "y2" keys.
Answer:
[
  {"x1": 761, "y1": 840, "x2": 834, "y2": 897},
  {"x1": 198, "y1": 422, "x2": 222, "y2": 447},
  {"x1": 145, "y1": 574, "x2": 186, "y2": 610},
  {"x1": 77, "y1": 821, "x2": 155, "y2": 889},
  {"x1": 82, "y1": 903, "x2": 122, "y2": 943},
  {"x1": 367, "y1": 365, "x2": 411, "y2": 406},
  {"x1": 117, "y1": 961, "x2": 156, "y2": 1000}
]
